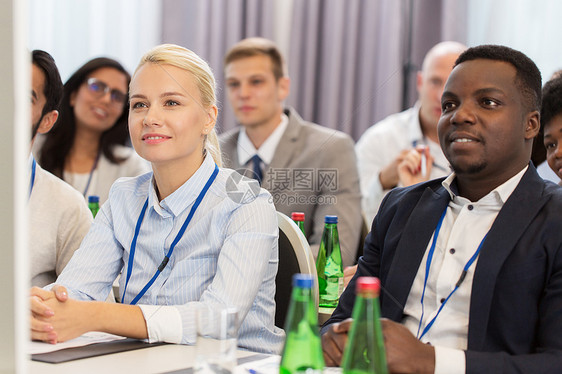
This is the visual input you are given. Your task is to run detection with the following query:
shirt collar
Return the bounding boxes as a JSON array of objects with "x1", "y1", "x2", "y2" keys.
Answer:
[
  {"x1": 28, "y1": 153, "x2": 36, "y2": 169},
  {"x1": 148, "y1": 153, "x2": 217, "y2": 217},
  {"x1": 237, "y1": 113, "x2": 289, "y2": 166},
  {"x1": 408, "y1": 102, "x2": 442, "y2": 152},
  {"x1": 442, "y1": 165, "x2": 528, "y2": 204}
]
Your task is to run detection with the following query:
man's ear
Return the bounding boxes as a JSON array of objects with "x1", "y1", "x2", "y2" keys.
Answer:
[
  {"x1": 277, "y1": 76, "x2": 290, "y2": 102},
  {"x1": 37, "y1": 110, "x2": 59, "y2": 134},
  {"x1": 416, "y1": 71, "x2": 424, "y2": 94},
  {"x1": 524, "y1": 110, "x2": 540, "y2": 140}
]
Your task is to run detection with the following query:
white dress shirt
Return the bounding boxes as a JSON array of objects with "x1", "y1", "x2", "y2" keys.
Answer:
[
  {"x1": 402, "y1": 166, "x2": 528, "y2": 373},
  {"x1": 52, "y1": 154, "x2": 285, "y2": 354},
  {"x1": 355, "y1": 103, "x2": 450, "y2": 225},
  {"x1": 237, "y1": 113, "x2": 289, "y2": 166}
]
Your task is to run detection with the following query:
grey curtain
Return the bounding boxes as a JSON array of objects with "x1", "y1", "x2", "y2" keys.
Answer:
[
  {"x1": 404, "y1": 0, "x2": 468, "y2": 114},
  {"x1": 287, "y1": 0, "x2": 467, "y2": 141},
  {"x1": 161, "y1": 0, "x2": 277, "y2": 134},
  {"x1": 287, "y1": 0, "x2": 405, "y2": 141},
  {"x1": 160, "y1": 0, "x2": 467, "y2": 140}
]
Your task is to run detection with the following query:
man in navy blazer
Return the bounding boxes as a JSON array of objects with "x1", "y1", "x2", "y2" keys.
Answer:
[{"x1": 322, "y1": 45, "x2": 562, "y2": 373}]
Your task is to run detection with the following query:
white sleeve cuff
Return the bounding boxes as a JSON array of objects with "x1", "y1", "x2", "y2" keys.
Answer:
[
  {"x1": 434, "y1": 346, "x2": 466, "y2": 374},
  {"x1": 138, "y1": 304, "x2": 182, "y2": 344}
]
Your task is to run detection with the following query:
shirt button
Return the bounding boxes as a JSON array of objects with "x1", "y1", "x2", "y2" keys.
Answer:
[
  {"x1": 449, "y1": 248, "x2": 456, "y2": 254},
  {"x1": 468, "y1": 204, "x2": 474, "y2": 211},
  {"x1": 440, "y1": 298, "x2": 446, "y2": 303}
]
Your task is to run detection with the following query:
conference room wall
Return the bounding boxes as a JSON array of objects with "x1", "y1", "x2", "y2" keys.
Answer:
[
  {"x1": 1, "y1": 0, "x2": 30, "y2": 372},
  {"x1": 28, "y1": 0, "x2": 562, "y2": 143}
]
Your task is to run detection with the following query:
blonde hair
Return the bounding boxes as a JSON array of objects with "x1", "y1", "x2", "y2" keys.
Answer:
[{"x1": 133, "y1": 44, "x2": 222, "y2": 166}]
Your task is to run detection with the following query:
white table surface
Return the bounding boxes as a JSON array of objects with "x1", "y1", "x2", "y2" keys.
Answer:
[{"x1": 28, "y1": 343, "x2": 258, "y2": 374}]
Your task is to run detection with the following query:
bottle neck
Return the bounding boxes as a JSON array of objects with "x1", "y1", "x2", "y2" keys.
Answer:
[
  {"x1": 342, "y1": 290, "x2": 387, "y2": 373},
  {"x1": 323, "y1": 223, "x2": 339, "y2": 238},
  {"x1": 357, "y1": 290, "x2": 378, "y2": 299},
  {"x1": 289, "y1": 287, "x2": 318, "y2": 325},
  {"x1": 321, "y1": 223, "x2": 340, "y2": 258}
]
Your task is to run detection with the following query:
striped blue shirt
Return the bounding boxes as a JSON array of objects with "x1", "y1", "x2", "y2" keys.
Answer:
[{"x1": 54, "y1": 154, "x2": 285, "y2": 354}]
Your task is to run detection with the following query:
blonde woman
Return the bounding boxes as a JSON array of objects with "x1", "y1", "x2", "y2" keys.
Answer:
[{"x1": 30, "y1": 44, "x2": 284, "y2": 354}]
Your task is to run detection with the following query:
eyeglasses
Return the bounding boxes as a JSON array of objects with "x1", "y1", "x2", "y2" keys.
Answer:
[{"x1": 85, "y1": 78, "x2": 127, "y2": 105}]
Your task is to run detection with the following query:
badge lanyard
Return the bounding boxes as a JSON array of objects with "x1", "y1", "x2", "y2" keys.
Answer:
[
  {"x1": 121, "y1": 163, "x2": 219, "y2": 305},
  {"x1": 82, "y1": 152, "x2": 101, "y2": 197},
  {"x1": 416, "y1": 206, "x2": 488, "y2": 340},
  {"x1": 29, "y1": 158, "x2": 37, "y2": 199}
]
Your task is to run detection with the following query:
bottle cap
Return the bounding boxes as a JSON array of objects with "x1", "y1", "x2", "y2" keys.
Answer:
[
  {"x1": 88, "y1": 195, "x2": 100, "y2": 203},
  {"x1": 292, "y1": 273, "x2": 314, "y2": 289},
  {"x1": 291, "y1": 212, "x2": 305, "y2": 221},
  {"x1": 324, "y1": 215, "x2": 338, "y2": 224},
  {"x1": 356, "y1": 277, "x2": 380, "y2": 295}
]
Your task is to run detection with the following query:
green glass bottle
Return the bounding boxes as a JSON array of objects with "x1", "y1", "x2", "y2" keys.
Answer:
[
  {"x1": 291, "y1": 212, "x2": 306, "y2": 237},
  {"x1": 316, "y1": 215, "x2": 343, "y2": 308},
  {"x1": 88, "y1": 195, "x2": 100, "y2": 218},
  {"x1": 279, "y1": 274, "x2": 325, "y2": 374},
  {"x1": 341, "y1": 277, "x2": 388, "y2": 374}
]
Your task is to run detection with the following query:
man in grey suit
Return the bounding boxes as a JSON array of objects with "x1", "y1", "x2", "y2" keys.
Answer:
[{"x1": 220, "y1": 37, "x2": 362, "y2": 267}]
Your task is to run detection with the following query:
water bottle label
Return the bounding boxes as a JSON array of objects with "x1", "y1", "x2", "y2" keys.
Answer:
[
  {"x1": 337, "y1": 276, "x2": 343, "y2": 296},
  {"x1": 319, "y1": 276, "x2": 343, "y2": 308}
]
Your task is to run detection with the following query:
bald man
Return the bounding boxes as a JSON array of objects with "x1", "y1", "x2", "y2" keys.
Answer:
[{"x1": 356, "y1": 41, "x2": 466, "y2": 225}]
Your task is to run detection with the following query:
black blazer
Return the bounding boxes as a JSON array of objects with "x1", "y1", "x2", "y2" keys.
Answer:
[{"x1": 325, "y1": 165, "x2": 562, "y2": 373}]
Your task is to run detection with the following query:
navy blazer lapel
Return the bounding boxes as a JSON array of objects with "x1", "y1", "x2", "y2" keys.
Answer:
[
  {"x1": 382, "y1": 185, "x2": 451, "y2": 320},
  {"x1": 468, "y1": 167, "x2": 550, "y2": 350}
]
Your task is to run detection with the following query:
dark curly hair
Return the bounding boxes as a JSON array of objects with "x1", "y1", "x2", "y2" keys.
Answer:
[
  {"x1": 38, "y1": 57, "x2": 131, "y2": 178},
  {"x1": 455, "y1": 45, "x2": 542, "y2": 112},
  {"x1": 531, "y1": 77, "x2": 562, "y2": 166},
  {"x1": 541, "y1": 77, "x2": 562, "y2": 131}
]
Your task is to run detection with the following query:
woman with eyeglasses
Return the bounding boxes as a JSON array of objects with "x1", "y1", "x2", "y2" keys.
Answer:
[{"x1": 35, "y1": 57, "x2": 150, "y2": 204}]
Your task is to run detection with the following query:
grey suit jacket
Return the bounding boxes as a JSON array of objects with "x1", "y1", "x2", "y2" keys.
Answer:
[{"x1": 219, "y1": 107, "x2": 362, "y2": 267}]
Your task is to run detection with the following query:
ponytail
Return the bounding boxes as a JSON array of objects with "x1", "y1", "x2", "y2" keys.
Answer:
[{"x1": 205, "y1": 129, "x2": 222, "y2": 167}]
